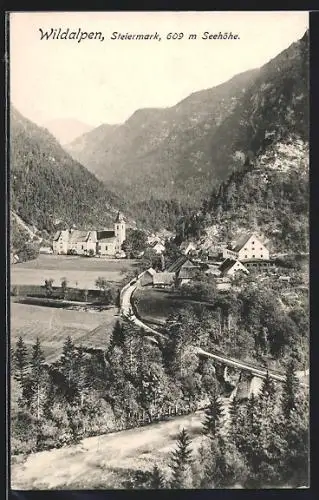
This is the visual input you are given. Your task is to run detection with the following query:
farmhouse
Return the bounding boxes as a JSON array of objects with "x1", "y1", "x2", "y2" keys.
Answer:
[
  {"x1": 219, "y1": 258, "x2": 249, "y2": 277},
  {"x1": 53, "y1": 212, "x2": 126, "y2": 257},
  {"x1": 139, "y1": 268, "x2": 157, "y2": 286},
  {"x1": 223, "y1": 233, "x2": 269, "y2": 262},
  {"x1": 153, "y1": 272, "x2": 175, "y2": 288},
  {"x1": 149, "y1": 241, "x2": 166, "y2": 254}
]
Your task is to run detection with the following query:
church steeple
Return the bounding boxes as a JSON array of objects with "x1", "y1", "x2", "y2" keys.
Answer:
[
  {"x1": 114, "y1": 212, "x2": 126, "y2": 253},
  {"x1": 115, "y1": 211, "x2": 125, "y2": 223}
]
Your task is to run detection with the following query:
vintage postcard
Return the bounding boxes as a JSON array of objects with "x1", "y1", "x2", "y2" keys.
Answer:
[{"x1": 9, "y1": 11, "x2": 309, "y2": 490}]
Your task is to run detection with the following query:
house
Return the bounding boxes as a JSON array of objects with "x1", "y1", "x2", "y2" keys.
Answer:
[
  {"x1": 180, "y1": 241, "x2": 197, "y2": 255},
  {"x1": 39, "y1": 246, "x2": 53, "y2": 254},
  {"x1": 139, "y1": 268, "x2": 157, "y2": 287},
  {"x1": 52, "y1": 212, "x2": 126, "y2": 257},
  {"x1": 219, "y1": 258, "x2": 249, "y2": 277},
  {"x1": 53, "y1": 230, "x2": 69, "y2": 255},
  {"x1": 175, "y1": 261, "x2": 200, "y2": 287},
  {"x1": 223, "y1": 234, "x2": 269, "y2": 262},
  {"x1": 10, "y1": 253, "x2": 19, "y2": 264},
  {"x1": 149, "y1": 241, "x2": 166, "y2": 255},
  {"x1": 153, "y1": 272, "x2": 175, "y2": 288}
]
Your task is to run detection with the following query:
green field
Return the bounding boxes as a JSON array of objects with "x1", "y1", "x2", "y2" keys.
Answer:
[
  {"x1": 11, "y1": 255, "x2": 137, "y2": 289},
  {"x1": 10, "y1": 255, "x2": 137, "y2": 361}
]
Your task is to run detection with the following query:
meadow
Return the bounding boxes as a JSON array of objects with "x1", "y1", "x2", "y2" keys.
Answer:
[
  {"x1": 10, "y1": 255, "x2": 137, "y2": 360},
  {"x1": 11, "y1": 255, "x2": 137, "y2": 289}
]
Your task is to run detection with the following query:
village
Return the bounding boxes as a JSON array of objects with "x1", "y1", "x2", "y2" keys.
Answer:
[{"x1": 34, "y1": 211, "x2": 306, "y2": 301}]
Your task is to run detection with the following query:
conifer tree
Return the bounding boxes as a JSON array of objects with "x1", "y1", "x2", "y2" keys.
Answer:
[
  {"x1": 149, "y1": 465, "x2": 165, "y2": 489},
  {"x1": 169, "y1": 428, "x2": 193, "y2": 488},
  {"x1": 202, "y1": 393, "x2": 224, "y2": 438},
  {"x1": 59, "y1": 336, "x2": 78, "y2": 401},
  {"x1": 29, "y1": 337, "x2": 46, "y2": 422},
  {"x1": 281, "y1": 359, "x2": 300, "y2": 421},
  {"x1": 13, "y1": 336, "x2": 29, "y2": 386}
]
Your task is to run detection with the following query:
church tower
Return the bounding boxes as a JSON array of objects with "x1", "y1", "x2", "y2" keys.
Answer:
[{"x1": 114, "y1": 211, "x2": 126, "y2": 253}]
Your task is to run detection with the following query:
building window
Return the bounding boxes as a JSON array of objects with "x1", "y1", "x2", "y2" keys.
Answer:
[
  {"x1": 105, "y1": 246, "x2": 108, "y2": 251},
  {"x1": 253, "y1": 255, "x2": 255, "y2": 258},
  {"x1": 261, "y1": 254, "x2": 263, "y2": 258},
  {"x1": 245, "y1": 255, "x2": 247, "y2": 258},
  {"x1": 82, "y1": 245, "x2": 84, "y2": 250}
]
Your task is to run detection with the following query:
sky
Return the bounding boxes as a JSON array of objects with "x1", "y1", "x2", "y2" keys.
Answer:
[{"x1": 10, "y1": 11, "x2": 308, "y2": 127}]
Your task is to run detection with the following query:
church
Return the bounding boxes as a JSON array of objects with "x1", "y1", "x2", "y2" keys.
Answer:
[{"x1": 53, "y1": 212, "x2": 126, "y2": 257}]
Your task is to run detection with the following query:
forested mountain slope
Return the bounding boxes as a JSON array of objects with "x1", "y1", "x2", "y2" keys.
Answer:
[
  {"x1": 10, "y1": 107, "x2": 124, "y2": 236},
  {"x1": 67, "y1": 32, "x2": 308, "y2": 214}
]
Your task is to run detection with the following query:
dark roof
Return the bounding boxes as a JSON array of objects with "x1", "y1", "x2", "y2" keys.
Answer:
[
  {"x1": 219, "y1": 258, "x2": 238, "y2": 274},
  {"x1": 231, "y1": 234, "x2": 252, "y2": 252},
  {"x1": 167, "y1": 255, "x2": 199, "y2": 273},
  {"x1": 97, "y1": 230, "x2": 115, "y2": 240},
  {"x1": 114, "y1": 211, "x2": 125, "y2": 223},
  {"x1": 167, "y1": 255, "x2": 189, "y2": 273},
  {"x1": 53, "y1": 231, "x2": 61, "y2": 241}
]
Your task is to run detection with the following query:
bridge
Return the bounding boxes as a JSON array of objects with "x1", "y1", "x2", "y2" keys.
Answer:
[{"x1": 120, "y1": 275, "x2": 309, "y2": 389}]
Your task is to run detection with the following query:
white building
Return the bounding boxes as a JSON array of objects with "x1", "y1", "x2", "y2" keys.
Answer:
[
  {"x1": 223, "y1": 234, "x2": 269, "y2": 262},
  {"x1": 219, "y1": 258, "x2": 249, "y2": 277},
  {"x1": 53, "y1": 212, "x2": 126, "y2": 257}
]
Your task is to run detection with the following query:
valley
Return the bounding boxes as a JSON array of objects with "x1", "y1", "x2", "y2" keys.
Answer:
[{"x1": 9, "y1": 22, "x2": 309, "y2": 491}]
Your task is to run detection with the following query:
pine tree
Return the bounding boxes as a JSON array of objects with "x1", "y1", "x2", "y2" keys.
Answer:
[
  {"x1": 109, "y1": 320, "x2": 125, "y2": 351},
  {"x1": 29, "y1": 338, "x2": 46, "y2": 422},
  {"x1": 281, "y1": 359, "x2": 300, "y2": 421},
  {"x1": 202, "y1": 393, "x2": 224, "y2": 438},
  {"x1": 169, "y1": 428, "x2": 193, "y2": 488},
  {"x1": 149, "y1": 465, "x2": 165, "y2": 489},
  {"x1": 59, "y1": 336, "x2": 78, "y2": 401},
  {"x1": 13, "y1": 336, "x2": 29, "y2": 386}
]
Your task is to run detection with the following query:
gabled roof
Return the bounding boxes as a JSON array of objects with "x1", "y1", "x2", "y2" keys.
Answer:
[
  {"x1": 69, "y1": 230, "x2": 89, "y2": 243},
  {"x1": 53, "y1": 231, "x2": 61, "y2": 241},
  {"x1": 149, "y1": 241, "x2": 165, "y2": 248},
  {"x1": 144, "y1": 267, "x2": 157, "y2": 276},
  {"x1": 231, "y1": 234, "x2": 252, "y2": 252},
  {"x1": 219, "y1": 258, "x2": 248, "y2": 275},
  {"x1": 167, "y1": 255, "x2": 189, "y2": 273},
  {"x1": 219, "y1": 258, "x2": 238, "y2": 274},
  {"x1": 178, "y1": 267, "x2": 199, "y2": 280}
]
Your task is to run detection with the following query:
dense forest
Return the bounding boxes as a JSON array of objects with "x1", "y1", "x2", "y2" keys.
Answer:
[
  {"x1": 12, "y1": 313, "x2": 308, "y2": 488},
  {"x1": 10, "y1": 107, "x2": 124, "y2": 235}
]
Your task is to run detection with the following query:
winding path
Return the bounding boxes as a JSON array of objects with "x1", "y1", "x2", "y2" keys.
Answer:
[{"x1": 120, "y1": 275, "x2": 309, "y2": 387}]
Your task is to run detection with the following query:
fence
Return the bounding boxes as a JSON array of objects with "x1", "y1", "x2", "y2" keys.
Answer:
[{"x1": 10, "y1": 284, "x2": 117, "y2": 304}]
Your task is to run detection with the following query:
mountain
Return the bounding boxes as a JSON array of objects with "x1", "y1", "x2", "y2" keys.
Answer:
[
  {"x1": 178, "y1": 31, "x2": 309, "y2": 254},
  {"x1": 65, "y1": 123, "x2": 120, "y2": 178},
  {"x1": 66, "y1": 69, "x2": 259, "y2": 204},
  {"x1": 10, "y1": 107, "x2": 124, "y2": 241},
  {"x1": 43, "y1": 118, "x2": 93, "y2": 145},
  {"x1": 67, "y1": 33, "x2": 308, "y2": 214}
]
